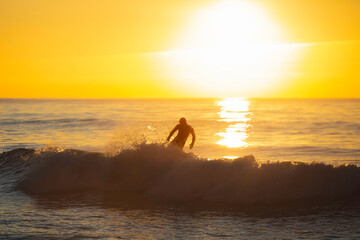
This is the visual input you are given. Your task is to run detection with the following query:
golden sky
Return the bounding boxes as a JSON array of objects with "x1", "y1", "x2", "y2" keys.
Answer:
[{"x1": 1, "y1": 0, "x2": 359, "y2": 98}]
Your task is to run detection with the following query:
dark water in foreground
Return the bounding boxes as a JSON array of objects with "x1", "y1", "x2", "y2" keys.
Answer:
[
  {"x1": 1, "y1": 146, "x2": 360, "y2": 239},
  {"x1": 1, "y1": 98, "x2": 360, "y2": 239}
]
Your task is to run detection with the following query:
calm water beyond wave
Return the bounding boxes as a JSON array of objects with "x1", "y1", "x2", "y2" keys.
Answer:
[{"x1": 1, "y1": 98, "x2": 360, "y2": 239}]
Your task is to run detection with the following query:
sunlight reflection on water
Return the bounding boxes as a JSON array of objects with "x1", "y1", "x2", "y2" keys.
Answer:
[{"x1": 215, "y1": 98, "x2": 251, "y2": 150}]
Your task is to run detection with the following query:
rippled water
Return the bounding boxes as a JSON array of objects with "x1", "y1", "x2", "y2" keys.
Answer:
[
  {"x1": 2, "y1": 189, "x2": 360, "y2": 239},
  {"x1": 1, "y1": 98, "x2": 359, "y2": 163},
  {"x1": 1, "y1": 98, "x2": 360, "y2": 239}
]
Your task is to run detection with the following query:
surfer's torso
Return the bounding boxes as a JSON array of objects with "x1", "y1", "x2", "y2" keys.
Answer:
[{"x1": 170, "y1": 124, "x2": 194, "y2": 149}]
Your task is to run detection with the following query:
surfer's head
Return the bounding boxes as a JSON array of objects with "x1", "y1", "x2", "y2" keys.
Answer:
[{"x1": 179, "y1": 117, "x2": 187, "y2": 125}]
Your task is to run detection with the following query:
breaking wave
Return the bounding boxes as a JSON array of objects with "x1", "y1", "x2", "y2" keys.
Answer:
[{"x1": 1, "y1": 143, "x2": 360, "y2": 204}]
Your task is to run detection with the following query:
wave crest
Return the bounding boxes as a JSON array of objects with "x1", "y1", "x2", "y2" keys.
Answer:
[{"x1": 2, "y1": 143, "x2": 359, "y2": 204}]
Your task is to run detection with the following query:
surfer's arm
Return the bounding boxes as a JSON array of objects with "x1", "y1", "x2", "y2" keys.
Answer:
[
  {"x1": 166, "y1": 125, "x2": 179, "y2": 142},
  {"x1": 189, "y1": 127, "x2": 196, "y2": 149}
]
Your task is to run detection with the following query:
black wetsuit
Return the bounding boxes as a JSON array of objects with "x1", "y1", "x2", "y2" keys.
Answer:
[{"x1": 168, "y1": 123, "x2": 195, "y2": 149}]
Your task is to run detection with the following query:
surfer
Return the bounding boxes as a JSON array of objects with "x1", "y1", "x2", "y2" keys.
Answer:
[{"x1": 166, "y1": 117, "x2": 196, "y2": 150}]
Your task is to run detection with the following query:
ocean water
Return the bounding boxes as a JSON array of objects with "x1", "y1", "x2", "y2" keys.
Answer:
[
  {"x1": 1, "y1": 98, "x2": 360, "y2": 239},
  {"x1": 1, "y1": 98, "x2": 359, "y2": 163}
]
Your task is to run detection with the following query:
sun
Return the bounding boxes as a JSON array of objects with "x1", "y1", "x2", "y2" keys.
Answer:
[
  {"x1": 153, "y1": 0, "x2": 303, "y2": 97},
  {"x1": 178, "y1": 0, "x2": 282, "y2": 48}
]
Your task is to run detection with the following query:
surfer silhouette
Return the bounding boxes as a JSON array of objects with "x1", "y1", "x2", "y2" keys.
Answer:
[{"x1": 166, "y1": 117, "x2": 196, "y2": 150}]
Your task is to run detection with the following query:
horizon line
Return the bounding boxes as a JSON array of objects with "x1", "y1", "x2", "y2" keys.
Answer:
[{"x1": 1, "y1": 97, "x2": 359, "y2": 100}]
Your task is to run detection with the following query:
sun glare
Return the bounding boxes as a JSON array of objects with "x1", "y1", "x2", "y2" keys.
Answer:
[
  {"x1": 216, "y1": 97, "x2": 250, "y2": 148},
  {"x1": 155, "y1": 0, "x2": 303, "y2": 97}
]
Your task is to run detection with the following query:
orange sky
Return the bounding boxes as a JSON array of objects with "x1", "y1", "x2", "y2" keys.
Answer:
[{"x1": 0, "y1": 0, "x2": 359, "y2": 98}]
